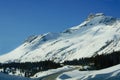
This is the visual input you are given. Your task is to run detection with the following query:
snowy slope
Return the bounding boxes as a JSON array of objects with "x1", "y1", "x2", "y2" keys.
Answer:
[
  {"x1": 0, "y1": 72, "x2": 31, "y2": 80},
  {"x1": 0, "y1": 13, "x2": 120, "y2": 63},
  {"x1": 57, "y1": 64, "x2": 120, "y2": 80},
  {"x1": 31, "y1": 66, "x2": 73, "y2": 78}
]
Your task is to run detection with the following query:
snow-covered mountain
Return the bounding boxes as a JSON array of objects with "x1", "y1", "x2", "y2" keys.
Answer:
[{"x1": 0, "y1": 13, "x2": 120, "y2": 63}]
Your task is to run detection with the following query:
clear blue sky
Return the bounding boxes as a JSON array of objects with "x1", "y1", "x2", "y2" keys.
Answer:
[{"x1": 0, "y1": 0, "x2": 120, "y2": 55}]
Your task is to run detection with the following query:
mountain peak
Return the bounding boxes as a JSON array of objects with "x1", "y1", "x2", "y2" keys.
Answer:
[
  {"x1": 63, "y1": 13, "x2": 117, "y2": 34},
  {"x1": 86, "y1": 13, "x2": 105, "y2": 21},
  {"x1": 85, "y1": 13, "x2": 117, "y2": 26},
  {"x1": 24, "y1": 35, "x2": 38, "y2": 43}
]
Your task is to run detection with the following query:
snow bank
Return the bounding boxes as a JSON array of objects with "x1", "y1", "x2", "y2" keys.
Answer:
[
  {"x1": 32, "y1": 66, "x2": 73, "y2": 78},
  {"x1": 0, "y1": 72, "x2": 31, "y2": 80},
  {"x1": 57, "y1": 64, "x2": 120, "y2": 80}
]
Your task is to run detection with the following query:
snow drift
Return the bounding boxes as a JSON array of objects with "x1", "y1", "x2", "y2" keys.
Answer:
[
  {"x1": 57, "y1": 64, "x2": 120, "y2": 80},
  {"x1": 0, "y1": 72, "x2": 31, "y2": 80}
]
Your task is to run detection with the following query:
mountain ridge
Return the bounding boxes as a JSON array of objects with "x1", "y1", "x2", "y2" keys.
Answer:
[{"x1": 0, "y1": 13, "x2": 120, "y2": 63}]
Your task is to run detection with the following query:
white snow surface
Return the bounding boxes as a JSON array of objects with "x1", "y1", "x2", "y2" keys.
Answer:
[
  {"x1": 31, "y1": 66, "x2": 73, "y2": 78},
  {"x1": 0, "y1": 72, "x2": 31, "y2": 80},
  {"x1": 0, "y1": 13, "x2": 120, "y2": 63},
  {"x1": 57, "y1": 64, "x2": 120, "y2": 80}
]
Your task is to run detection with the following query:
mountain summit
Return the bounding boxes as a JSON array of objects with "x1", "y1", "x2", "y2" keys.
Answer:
[{"x1": 0, "y1": 13, "x2": 120, "y2": 63}]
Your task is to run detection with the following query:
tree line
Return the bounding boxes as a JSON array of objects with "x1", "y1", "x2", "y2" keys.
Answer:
[
  {"x1": 0, "y1": 60, "x2": 61, "y2": 77},
  {"x1": 63, "y1": 51, "x2": 120, "y2": 70}
]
